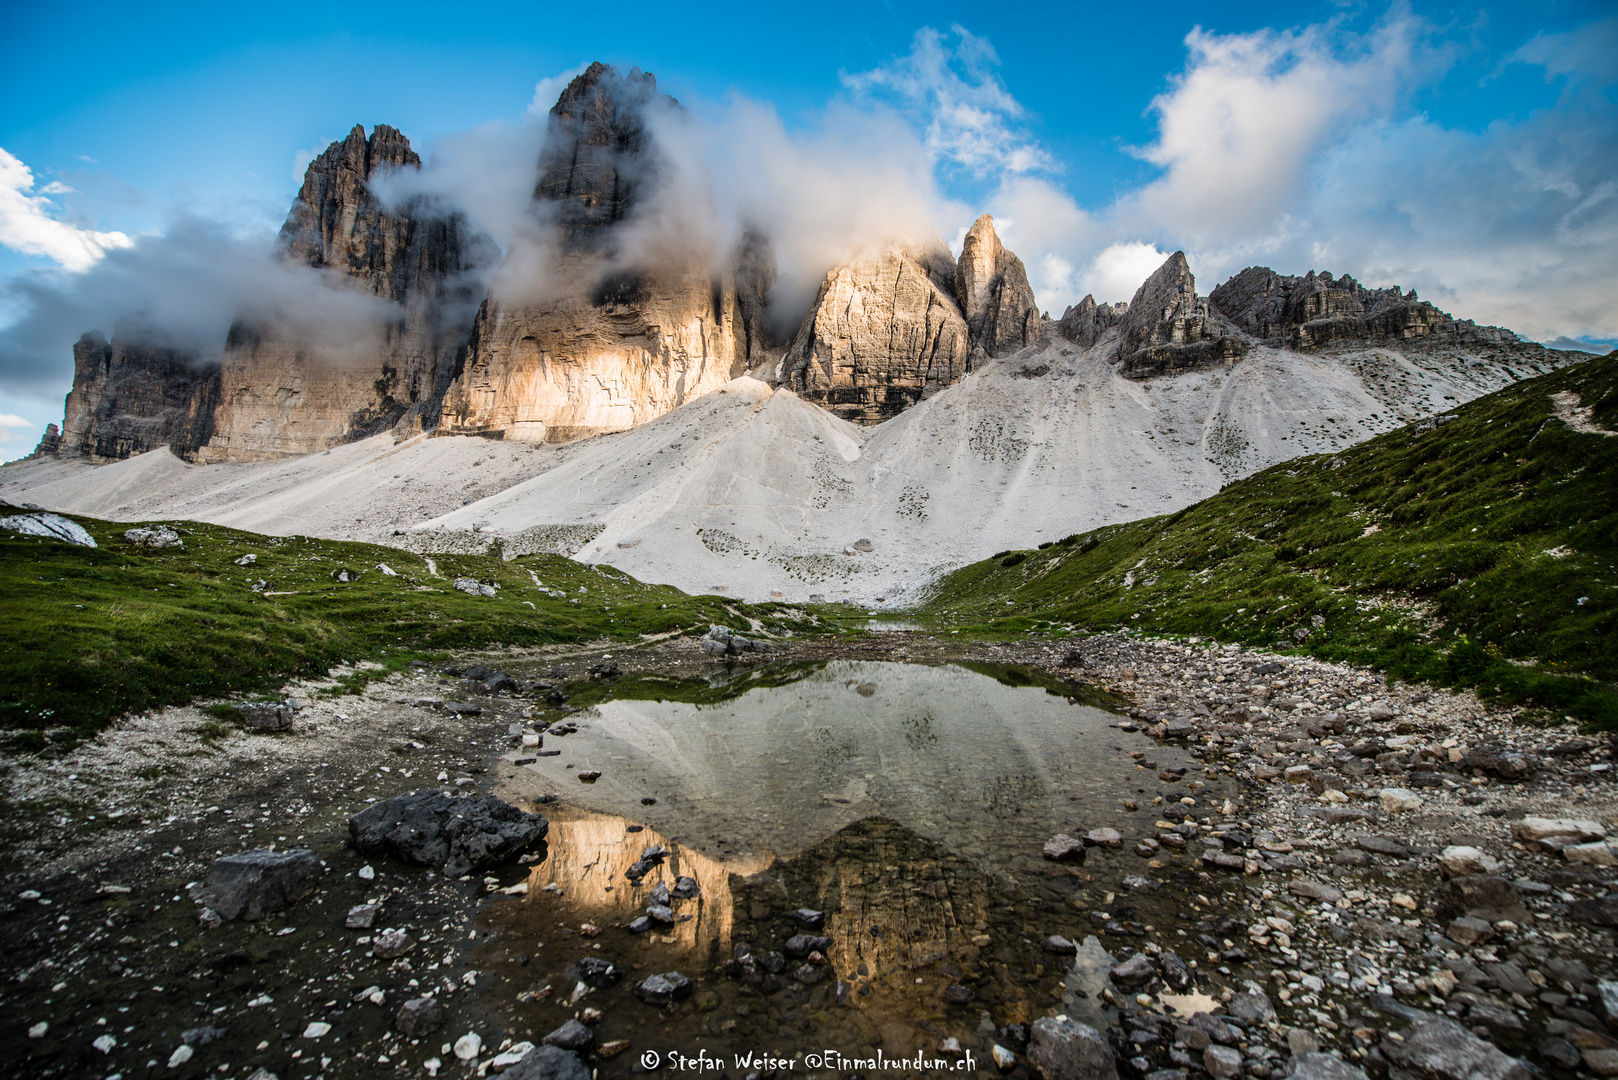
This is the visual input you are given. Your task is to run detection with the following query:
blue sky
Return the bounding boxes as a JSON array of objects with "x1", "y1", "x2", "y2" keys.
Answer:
[{"x1": 1, "y1": 0, "x2": 1614, "y2": 454}]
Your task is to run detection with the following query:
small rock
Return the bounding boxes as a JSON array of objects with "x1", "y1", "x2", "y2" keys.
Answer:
[
  {"x1": 1042, "y1": 935, "x2": 1079, "y2": 955},
  {"x1": 1439, "y1": 846, "x2": 1500, "y2": 877},
  {"x1": 1043, "y1": 834, "x2": 1088, "y2": 862},
  {"x1": 373, "y1": 928, "x2": 416, "y2": 959},
  {"x1": 1110, "y1": 954, "x2": 1157, "y2": 988},
  {"x1": 124, "y1": 525, "x2": 182, "y2": 548},
  {"x1": 1380, "y1": 788, "x2": 1424, "y2": 813},
  {"x1": 1288, "y1": 881, "x2": 1344, "y2": 904},
  {"x1": 1289, "y1": 1052, "x2": 1370, "y2": 1080},
  {"x1": 345, "y1": 903, "x2": 380, "y2": 929},
  {"x1": 1086, "y1": 827, "x2": 1124, "y2": 848},
  {"x1": 945, "y1": 984, "x2": 975, "y2": 1004},
  {"x1": 396, "y1": 997, "x2": 444, "y2": 1037},
  {"x1": 454, "y1": 1032, "x2": 483, "y2": 1061},
  {"x1": 1447, "y1": 916, "x2": 1495, "y2": 945},
  {"x1": 1027, "y1": 1016, "x2": 1118, "y2": 1080},
  {"x1": 991, "y1": 1045, "x2": 1017, "y2": 1071},
  {"x1": 1566, "y1": 842, "x2": 1618, "y2": 867},
  {"x1": 302, "y1": 1022, "x2": 331, "y2": 1039},
  {"x1": 1205, "y1": 1045, "x2": 1244, "y2": 1079},
  {"x1": 788, "y1": 908, "x2": 825, "y2": 928},
  {"x1": 1434, "y1": 875, "x2": 1530, "y2": 923},
  {"x1": 490, "y1": 1043, "x2": 536, "y2": 1071},
  {"x1": 1380, "y1": 1015, "x2": 1530, "y2": 1080},
  {"x1": 635, "y1": 972, "x2": 694, "y2": 1007},
  {"x1": 598, "y1": 1041, "x2": 631, "y2": 1061},
  {"x1": 576, "y1": 958, "x2": 622, "y2": 989},
  {"x1": 27, "y1": 1022, "x2": 46, "y2": 1039},
  {"x1": 349, "y1": 791, "x2": 548, "y2": 879},
  {"x1": 1228, "y1": 987, "x2": 1277, "y2": 1024},
  {"x1": 542, "y1": 1019, "x2": 594, "y2": 1051}
]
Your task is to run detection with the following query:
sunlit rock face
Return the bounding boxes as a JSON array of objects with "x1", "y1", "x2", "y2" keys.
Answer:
[
  {"x1": 193, "y1": 124, "x2": 491, "y2": 462},
  {"x1": 1117, "y1": 251, "x2": 1248, "y2": 380},
  {"x1": 437, "y1": 64, "x2": 778, "y2": 444},
  {"x1": 781, "y1": 243, "x2": 972, "y2": 425},
  {"x1": 953, "y1": 214, "x2": 1042, "y2": 359}
]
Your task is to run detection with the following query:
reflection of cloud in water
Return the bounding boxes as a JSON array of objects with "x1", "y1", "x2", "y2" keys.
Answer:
[{"x1": 498, "y1": 661, "x2": 1177, "y2": 877}]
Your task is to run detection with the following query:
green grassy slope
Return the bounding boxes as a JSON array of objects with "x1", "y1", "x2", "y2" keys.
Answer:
[
  {"x1": 920, "y1": 351, "x2": 1618, "y2": 725},
  {"x1": 0, "y1": 517, "x2": 817, "y2": 744}
]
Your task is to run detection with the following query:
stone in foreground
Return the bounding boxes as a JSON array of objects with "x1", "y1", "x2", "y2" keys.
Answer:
[
  {"x1": 501, "y1": 1044, "x2": 592, "y2": 1080},
  {"x1": 1380, "y1": 1015, "x2": 1530, "y2": 1080},
  {"x1": 1027, "y1": 1016, "x2": 1119, "y2": 1080},
  {"x1": 348, "y1": 791, "x2": 548, "y2": 878},
  {"x1": 194, "y1": 848, "x2": 323, "y2": 922}
]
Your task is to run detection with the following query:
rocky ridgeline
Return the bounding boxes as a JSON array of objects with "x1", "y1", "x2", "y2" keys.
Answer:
[
  {"x1": 1029, "y1": 631, "x2": 1618, "y2": 1080},
  {"x1": 1057, "y1": 252, "x2": 1537, "y2": 383}
]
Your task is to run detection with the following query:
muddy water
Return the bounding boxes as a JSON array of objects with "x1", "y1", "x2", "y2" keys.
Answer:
[{"x1": 476, "y1": 662, "x2": 1235, "y2": 1073}]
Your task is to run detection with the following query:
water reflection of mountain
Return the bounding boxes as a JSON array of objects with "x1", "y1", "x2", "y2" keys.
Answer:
[
  {"x1": 499, "y1": 661, "x2": 1178, "y2": 877},
  {"x1": 488, "y1": 808, "x2": 1088, "y2": 1041}
]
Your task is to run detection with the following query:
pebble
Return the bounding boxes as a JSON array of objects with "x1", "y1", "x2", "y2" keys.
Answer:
[{"x1": 453, "y1": 1032, "x2": 482, "y2": 1061}]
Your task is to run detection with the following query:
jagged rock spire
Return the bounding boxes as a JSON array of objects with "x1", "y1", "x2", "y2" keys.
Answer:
[{"x1": 954, "y1": 215, "x2": 1042, "y2": 358}]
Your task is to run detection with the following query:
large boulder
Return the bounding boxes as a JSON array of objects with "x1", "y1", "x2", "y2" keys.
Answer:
[
  {"x1": 1380, "y1": 1015, "x2": 1531, "y2": 1080},
  {"x1": 0, "y1": 512, "x2": 97, "y2": 548},
  {"x1": 1027, "y1": 1016, "x2": 1118, "y2": 1080},
  {"x1": 195, "y1": 848, "x2": 323, "y2": 922},
  {"x1": 348, "y1": 791, "x2": 548, "y2": 878}
]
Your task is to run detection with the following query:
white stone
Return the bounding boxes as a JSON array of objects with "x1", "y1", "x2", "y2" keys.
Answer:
[
  {"x1": 454, "y1": 1032, "x2": 482, "y2": 1061},
  {"x1": 1380, "y1": 788, "x2": 1423, "y2": 812},
  {"x1": 1513, "y1": 817, "x2": 1604, "y2": 844},
  {"x1": 169, "y1": 1045, "x2": 194, "y2": 1068},
  {"x1": 1440, "y1": 845, "x2": 1500, "y2": 876},
  {"x1": 490, "y1": 1042, "x2": 534, "y2": 1070},
  {"x1": 27, "y1": 1022, "x2": 47, "y2": 1039},
  {"x1": 1565, "y1": 841, "x2": 1618, "y2": 867},
  {"x1": 302, "y1": 1022, "x2": 331, "y2": 1039},
  {"x1": 93, "y1": 1035, "x2": 116, "y2": 1053}
]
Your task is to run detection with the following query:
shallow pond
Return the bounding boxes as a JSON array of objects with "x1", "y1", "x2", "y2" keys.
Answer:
[{"x1": 473, "y1": 662, "x2": 1236, "y2": 1073}]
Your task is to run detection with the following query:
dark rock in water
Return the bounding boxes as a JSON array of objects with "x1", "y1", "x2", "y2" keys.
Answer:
[
  {"x1": 1380, "y1": 1015, "x2": 1530, "y2": 1080},
  {"x1": 635, "y1": 971, "x2": 694, "y2": 1007},
  {"x1": 793, "y1": 963, "x2": 823, "y2": 984},
  {"x1": 501, "y1": 1044, "x2": 592, "y2": 1080},
  {"x1": 587, "y1": 661, "x2": 622, "y2": 681},
  {"x1": 1433, "y1": 875, "x2": 1530, "y2": 923},
  {"x1": 1043, "y1": 834, "x2": 1088, "y2": 862},
  {"x1": 670, "y1": 875, "x2": 699, "y2": 899},
  {"x1": 784, "y1": 934, "x2": 833, "y2": 958},
  {"x1": 395, "y1": 996, "x2": 444, "y2": 1037},
  {"x1": 1110, "y1": 954, "x2": 1156, "y2": 988},
  {"x1": 1042, "y1": 935, "x2": 1079, "y2": 955},
  {"x1": 542, "y1": 1018, "x2": 594, "y2": 1051},
  {"x1": 181, "y1": 1025, "x2": 227, "y2": 1046},
  {"x1": 483, "y1": 672, "x2": 520, "y2": 693},
  {"x1": 999, "y1": 1023, "x2": 1032, "y2": 1053},
  {"x1": 788, "y1": 908, "x2": 825, "y2": 928},
  {"x1": 1159, "y1": 950, "x2": 1192, "y2": 990},
  {"x1": 195, "y1": 848, "x2": 323, "y2": 921},
  {"x1": 576, "y1": 958, "x2": 623, "y2": 988},
  {"x1": 757, "y1": 951, "x2": 786, "y2": 974},
  {"x1": 945, "y1": 983, "x2": 976, "y2": 1004},
  {"x1": 348, "y1": 791, "x2": 548, "y2": 878},
  {"x1": 1028, "y1": 1016, "x2": 1119, "y2": 1080}
]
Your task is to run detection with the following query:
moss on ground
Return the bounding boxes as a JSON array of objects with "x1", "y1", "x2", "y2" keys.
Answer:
[
  {"x1": 0, "y1": 519, "x2": 821, "y2": 742},
  {"x1": 920, "y1": 351, "x2": 1618, "y2": 727}
]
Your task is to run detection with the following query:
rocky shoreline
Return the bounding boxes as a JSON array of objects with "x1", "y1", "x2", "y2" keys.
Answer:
[{"x1": 0, "y1": 630, "x2": 1611, "y2": 1080}]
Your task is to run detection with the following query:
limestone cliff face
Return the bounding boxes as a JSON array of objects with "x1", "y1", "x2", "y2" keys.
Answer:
[
  {"x1": 954, "y1": 215, "x2": 1042, "y2": 358},
  {"x1": 1209, "y1": 267, "x2": 1520, "y2": 351},
  {"x1": 1117, "y1": 252, "x2": 1247, "y2": 379},
  {"x1": 57, "y1": 330, "x2": 219, "y2": 460},
  {"x1": 194, "y1": 125, "x2": 490, "y2": 462},
  {"x1": 438, "y1": 64, "x2": 774, "y2": 442},
  {"x1": 781, "y1": 244, "x2": 971, "y2": 424},
  {"x1": 1056, "y1": 294, "x2": 1127, "y2": 349}
]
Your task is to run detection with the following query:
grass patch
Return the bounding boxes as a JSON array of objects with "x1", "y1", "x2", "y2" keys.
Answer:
[
  {"x1": 921, "y1": 350, "x2": 1618, "y2": 727},
  {"x1": 0, "y1": 519, "x2": 823, "y2": 738}
]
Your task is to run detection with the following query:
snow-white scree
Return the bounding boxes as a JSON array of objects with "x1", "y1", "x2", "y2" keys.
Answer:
[{"x1": 0, "y1": 333, "x2": 1568, "y2": 605}]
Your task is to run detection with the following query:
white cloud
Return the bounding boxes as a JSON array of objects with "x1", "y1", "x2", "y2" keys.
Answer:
[
  {"x1": 526, "y1": 64, "x2": 591, "y2": 120},
  {"x1": 0, "y1": 147, "x2": 135, "y2": 271},
  {"x1": 843, "y1": 25, "x2": 1054, "y2": 180}
]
